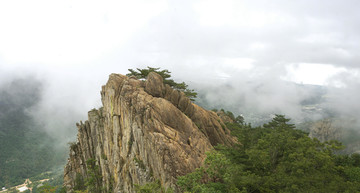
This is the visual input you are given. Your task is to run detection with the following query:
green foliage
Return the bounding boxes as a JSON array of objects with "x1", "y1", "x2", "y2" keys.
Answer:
[
  {"x1": 61, "y1": 159, "x2": 109, "y2": 192},
  {"x1": 219, "y1": 109, "x2": 244, "y2": 125},
  {"x1": 7, "y1": 188, "x2": 20, "y2": 193},
  {"x1": 178, "y1": 114, "x2": 360, "y2": 193},
  {"x1": 58, "y1": 187, "x2": 67, "y2": 193},
  {"x1": 262, "y1": 114, "x2": 295, "y2": 129},
  {"x1": 134, "y1": 157, "x2": 146, "y2": 170},
  {"x1": 344, "y1": 167, "x2": 360, "y2": 181},
  {"x1": 211, "y1": 109, "x2": 218, "y2": 112},
  {"x1": 74, "y1": 173, "x2": 86, "y2": 191},
  {"x1": 134, "y1": 180, "x2": 173, "y2": 193},
  {"x1": 101, "y1": 154, "x2": 108, "y2": 160},
  {"x1": 85, "y1": 159, "x2": 102, "y2": 193},
  {"x1": 29, "y1": 168, "x2": 66, "y2": 193},
  {"x1": 235, "y1": 116, "x2": 244, "y2": 125},
  {"x1": 224, "y1": 110, "x2": 235, "y2": 121},
  {"x1": 36, "y1": 182, "x2": 66, "y2": 193},
  {"x1": 177, "y1": 168, "x2": 205, "y2": 192},
  {"x1": 127, "y1": 67, "x2": 197, "y2": 101},
  {"x1": 38, "y1": 184, "x2": 58, "y2": 193}
]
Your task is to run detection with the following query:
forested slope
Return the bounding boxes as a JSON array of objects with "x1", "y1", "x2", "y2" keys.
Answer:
[
  {"x1": 0, "y1": 78, "x2": 67, "y2": 188},
  {"x1": 178, "y1": 113, "x2": 360, "y2": 192}
]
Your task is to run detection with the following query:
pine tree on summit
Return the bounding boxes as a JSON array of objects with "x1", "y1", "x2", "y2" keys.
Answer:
[{"x1": 127, "y1": 66, "x2": 197, "y2": 101}]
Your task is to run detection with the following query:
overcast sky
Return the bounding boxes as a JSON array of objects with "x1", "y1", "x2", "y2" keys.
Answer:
[{"x1": 1, "y1": 0, "x2": 360, "y2": 132}]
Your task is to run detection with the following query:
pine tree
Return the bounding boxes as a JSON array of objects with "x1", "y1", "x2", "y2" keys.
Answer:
[{"x1": 127, "y1": 67, "x2": 197, "y2": 101}]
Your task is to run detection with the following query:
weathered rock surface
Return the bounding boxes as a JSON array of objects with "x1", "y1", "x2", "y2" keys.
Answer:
[
  {"x1": 64, "y1": 72, "x2": 236, "y2": 193},
  {"x1": 309, "y1": 119, "x2": 343, "y2": 142},
  {"x1": 309, "y1": 118, "x2": 360, "y2": 154}
]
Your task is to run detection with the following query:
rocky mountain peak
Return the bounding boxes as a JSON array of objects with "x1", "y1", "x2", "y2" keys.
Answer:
[{"x1": 64, "y1": 73, "x2": 236, "y2": 192}]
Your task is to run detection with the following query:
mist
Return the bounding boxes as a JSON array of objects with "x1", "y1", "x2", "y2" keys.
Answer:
[
  {"x1": 326, "y1": 71, "x2": 360, "y2": 122},
  {"x1": 1, "y1": 0, "x2": 360, "y2": 142}
]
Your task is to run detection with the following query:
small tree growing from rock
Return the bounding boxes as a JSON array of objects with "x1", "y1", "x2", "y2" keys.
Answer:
[{"x1": 127, "y1": 67, "x2": 197, "y2": 101}]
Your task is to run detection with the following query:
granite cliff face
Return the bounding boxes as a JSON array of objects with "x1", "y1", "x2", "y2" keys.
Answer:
[
  {"x1": 309, "y1": 118, "x2": 360, "y2": 154},
  {"x1": 309, "y1": 119, "x2": 343, "y2": 142},
  {"x1": 64, "y1": 72, "x2": 236, "y2": 192}
]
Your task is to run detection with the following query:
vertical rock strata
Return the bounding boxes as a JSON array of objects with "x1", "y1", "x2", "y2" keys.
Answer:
[{"x1": 64, "y1": 72, "x2": 236, "y2": 192}]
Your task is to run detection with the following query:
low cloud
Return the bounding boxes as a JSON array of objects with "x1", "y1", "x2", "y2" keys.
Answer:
[{"x1": 1, "y1": 0, "x2": 360, "y2": 134}]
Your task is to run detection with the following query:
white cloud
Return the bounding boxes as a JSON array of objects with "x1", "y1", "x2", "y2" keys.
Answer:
[
  {"x1": 249, "y1": 42, "x2": 267, "y2": 51},
  {"x1": 193, "y1": 0, "x2": 287, "y2": 28},
  {"x1": 283, "y1": 63, "x2": 347, "y2": 85},
  {"x1": 0, "y1": 0, "x2": 167, "y2": 66},
  {"x1": 1, "y1": 0, "x2": 360, "y2": 128}
]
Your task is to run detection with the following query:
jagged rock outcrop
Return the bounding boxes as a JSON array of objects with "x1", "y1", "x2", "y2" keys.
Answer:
[
  {"x1": 64, "y1": 72, "x2": 237, "y2": 193},
  {"x1": 216, "y1": 110, "x2": 235, "y2": 124}
]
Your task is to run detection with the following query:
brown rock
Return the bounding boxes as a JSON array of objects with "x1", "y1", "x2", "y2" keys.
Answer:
[
  {"x1": 145, "y1": 72, "x2": 165, "y2": 97},
  {"x1": 64, "y1": 73, "x2": 237, "y2": 193}
]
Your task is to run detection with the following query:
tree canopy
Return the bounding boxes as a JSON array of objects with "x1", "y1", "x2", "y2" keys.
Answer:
[
  {"x1": 177, "y1": 114, "x2": 360, "y2": 193},
  {"x1": 127, "y1": 67, "x2": 197, "y2": 101}
]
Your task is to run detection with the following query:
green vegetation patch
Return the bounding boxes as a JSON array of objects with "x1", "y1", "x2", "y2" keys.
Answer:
[{"x1": 178, "y1": 114, "x2": 360, "y2": 193}]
